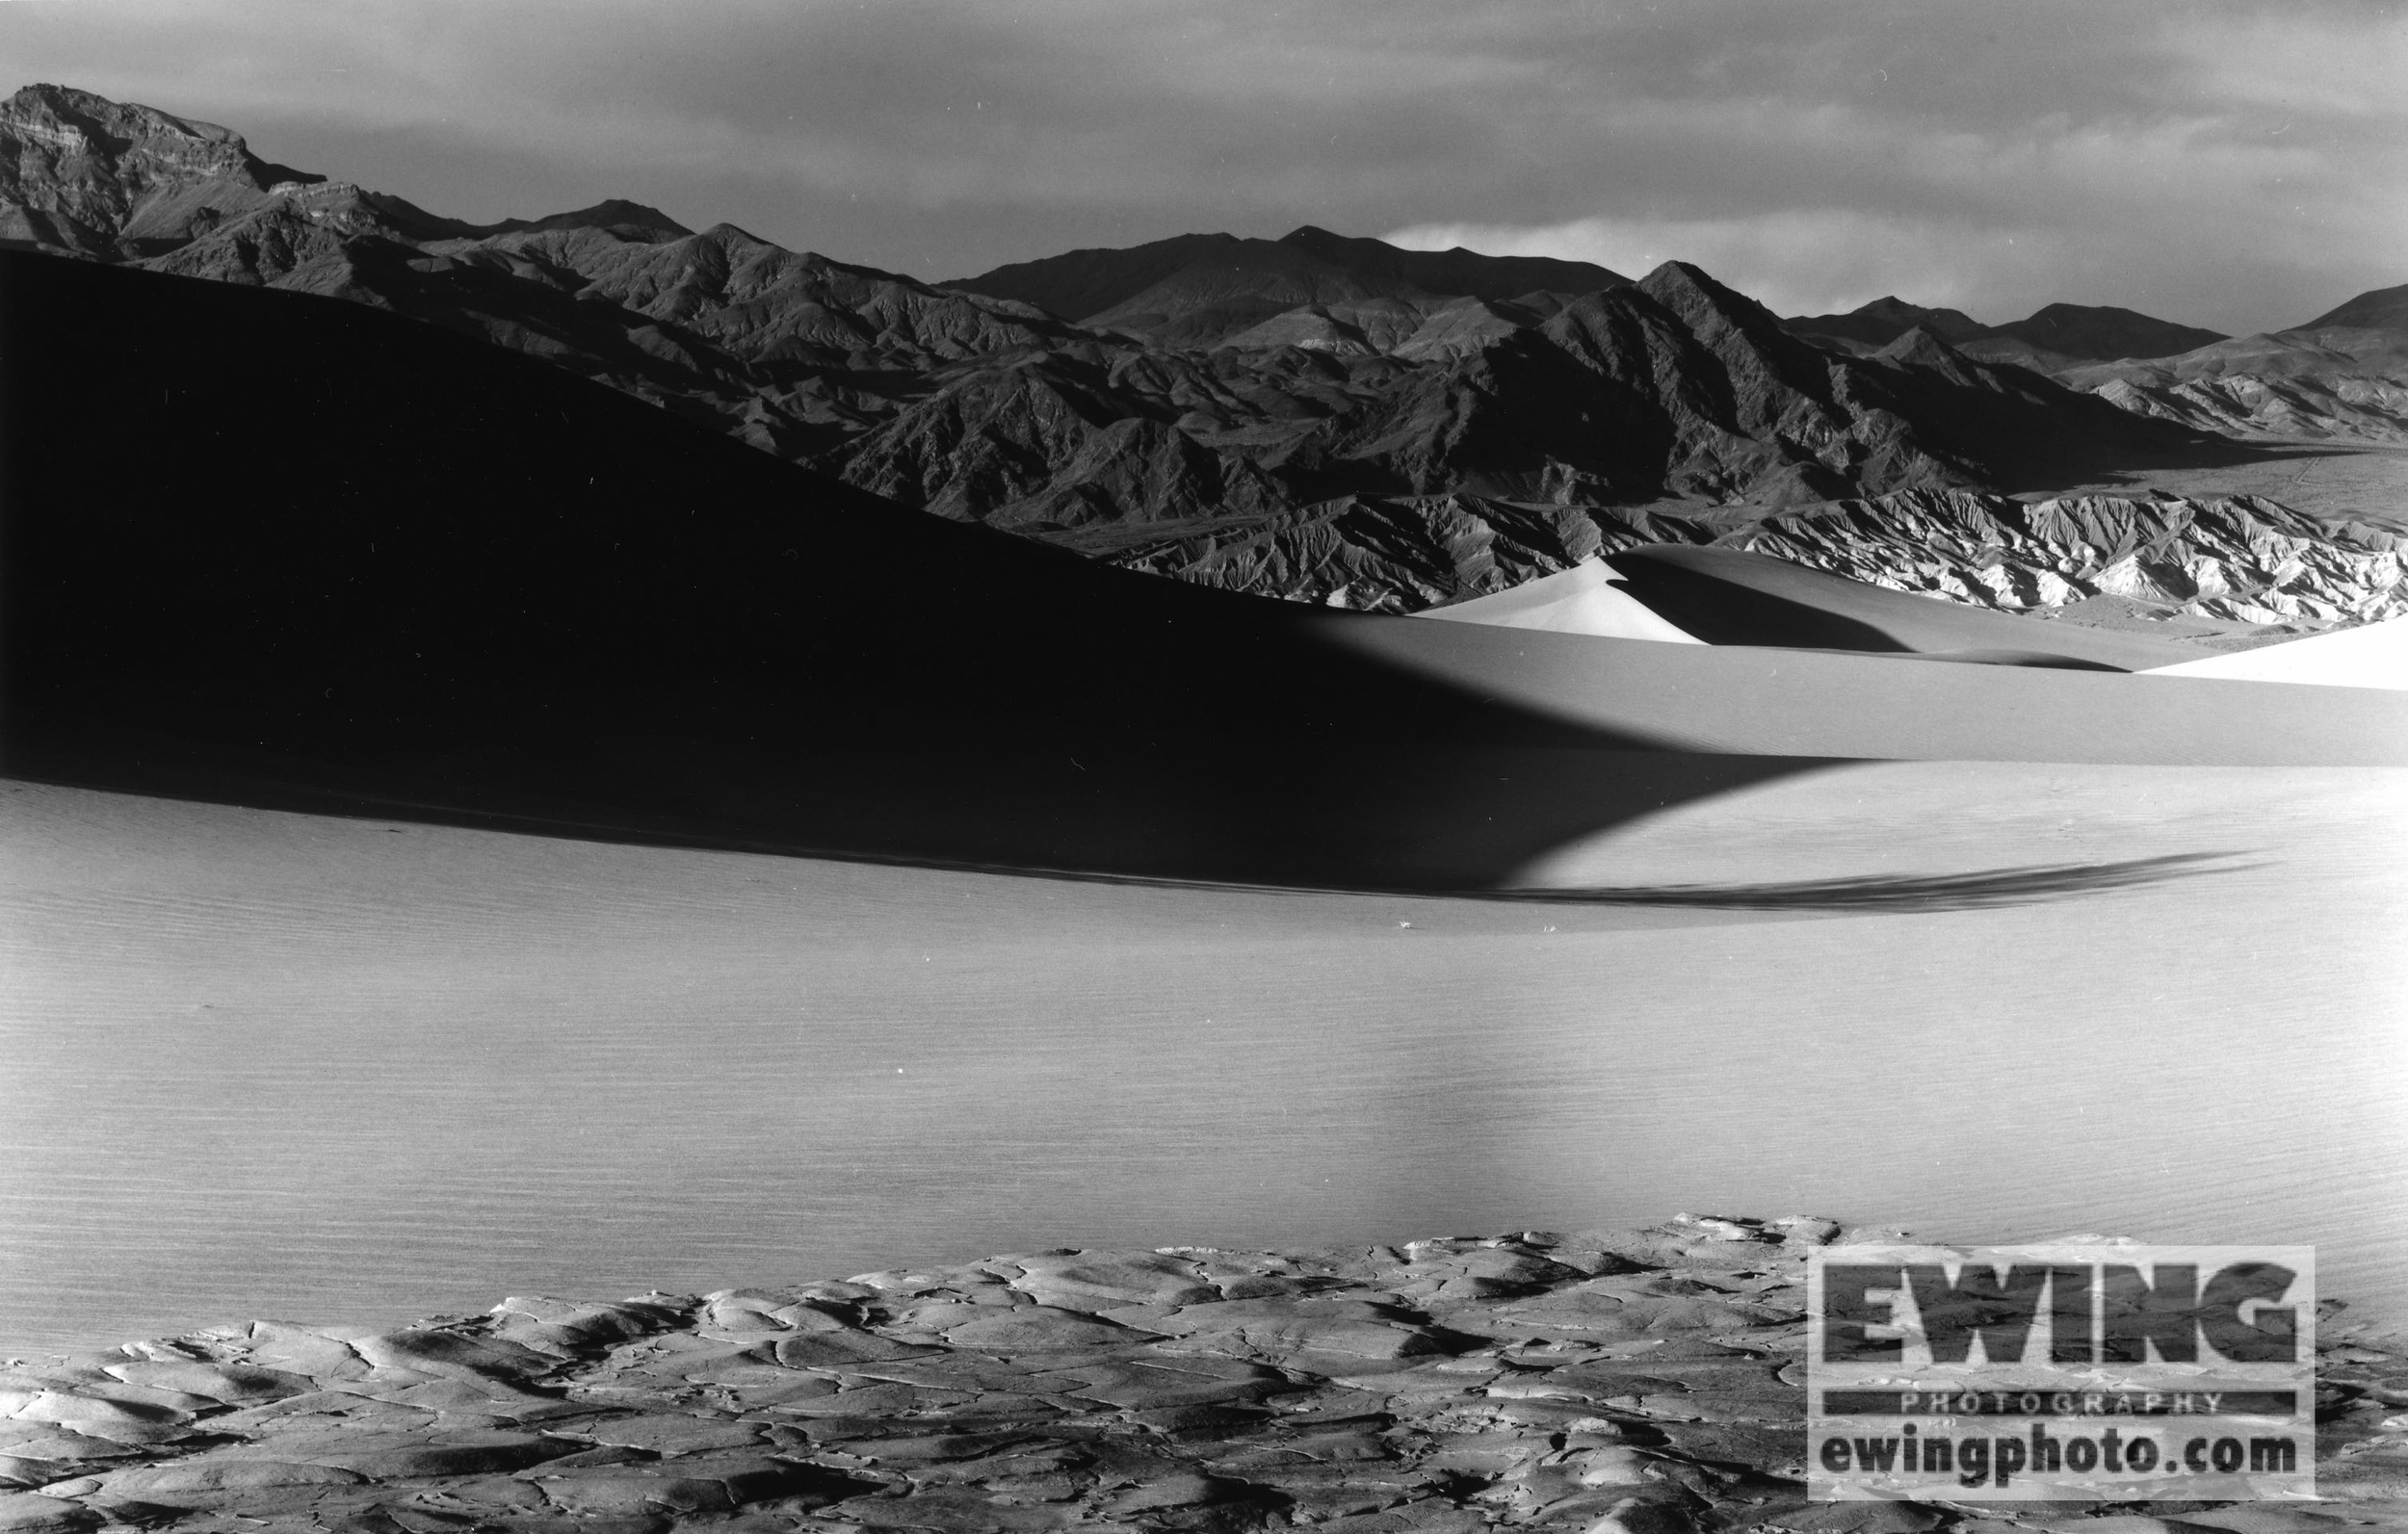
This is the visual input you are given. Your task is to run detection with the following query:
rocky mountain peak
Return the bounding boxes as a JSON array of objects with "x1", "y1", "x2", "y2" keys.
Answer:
[
  {"x1": 1873, "y1": 325, "x2": 1971, "y2": 368},
  {"x1": 1636, "y1": 260, "x2": 1791, "y2": 343},
  {"x1": 4, "y1": 81, "x2": 245, "y2": 153},
  {"x1": 1845, "y1": 296, "x2": 1989, "y2": 341},
  {"x1": 0, "y1": 84, "x2": 329, "y2": 255}
]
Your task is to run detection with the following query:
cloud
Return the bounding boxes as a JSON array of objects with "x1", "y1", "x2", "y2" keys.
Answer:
[{"x1": 0, "y1": 0, "x2": 2399, "y2": 325}]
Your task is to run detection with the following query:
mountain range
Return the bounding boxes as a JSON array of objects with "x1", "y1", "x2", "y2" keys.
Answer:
[
  {"x1": 1783, "y1": 297, "x2": 2228, "y2": 365},
  {"x1": 3, "y1": 81, "x2": 2400, "y2": 624},
  {"x1": 1786, "y1": 288, "x2": 2408, "y2": 445},
  {"x1": 947, "y1": 224, "x2": 1633, "y2": 349}
]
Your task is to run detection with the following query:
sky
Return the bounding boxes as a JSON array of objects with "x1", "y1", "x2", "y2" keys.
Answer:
[{"x1": 2, "y1": 0, "x2": 2401, "y2": 331}]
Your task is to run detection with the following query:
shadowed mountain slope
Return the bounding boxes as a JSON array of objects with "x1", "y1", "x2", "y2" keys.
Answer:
[
  {"x1": 0, "y1": 250, "x2": 1820, "y2": 889},
  {"x1": 945, "y1": 223, "x2": 1632, "y2": 344},
  {"x1": 2304, "y1": 282, "x2": 2408, "y2": 332},
  {"x1": 1782, "y1": 296, "x2": 2223, "y2": 363},
  {"x1": 1978, "y1": 301, "x2": 2227, "y2": 362},
  {"x1": 0, "y1": 87, "x2": 2243, "y2": 537},
  {"x1": 1782, "y1": 296, "x2": 1987, "y2": 349},
  {"x1": 10, "y1": 255, "x2": 2404, "y2": 898},
  {"x1": 837, "y1": 262, "x2": 2243, "y2": 545},
  {"x1": 0, "y1": 84, "x2": 2360, "y2": 631}
]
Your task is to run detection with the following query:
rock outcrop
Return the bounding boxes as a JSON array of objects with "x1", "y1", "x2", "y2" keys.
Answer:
[
  {"x1": 0, "y1": 83, "x2": 325, "y2": 257},
  {"x1": 6, "y1": 1215, "x2": 2402, "y2": 1533}
]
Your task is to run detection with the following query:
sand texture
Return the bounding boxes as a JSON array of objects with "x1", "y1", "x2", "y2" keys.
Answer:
[{"x1": 4, "y1": 1215, "x2": 2404, "y2": 1534}]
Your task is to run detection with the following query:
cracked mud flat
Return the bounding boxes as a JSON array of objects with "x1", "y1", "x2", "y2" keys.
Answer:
[{"x1": 5, "y1": 1217, "x2": 2406, "y2": 1534}]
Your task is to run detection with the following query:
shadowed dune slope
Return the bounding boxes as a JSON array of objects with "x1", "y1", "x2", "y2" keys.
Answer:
[
  {"x1": 5, "y1": 252, "x2": 2407, "y2": 892},
  {"x1": 0, "y1": 249, "x2": 1814, "y2": 889},
  {"x1": 1600, "y1": 544, "x2": 2208, "y2": 670}
]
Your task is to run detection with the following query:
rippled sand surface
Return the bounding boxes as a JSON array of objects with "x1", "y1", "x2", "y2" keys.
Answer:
[{"x1": 5, "y1": 767, "x2": 2404, "y2": 1358}]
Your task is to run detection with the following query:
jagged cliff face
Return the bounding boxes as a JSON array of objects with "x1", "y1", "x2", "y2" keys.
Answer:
[{"x1": 0, "y1": 84, "x2": 327, "y2": 256}]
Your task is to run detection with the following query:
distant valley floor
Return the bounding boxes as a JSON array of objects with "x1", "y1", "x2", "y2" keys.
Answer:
[{"x1": 2018, "y1": 439, "x2": 2408, "y2": 533}]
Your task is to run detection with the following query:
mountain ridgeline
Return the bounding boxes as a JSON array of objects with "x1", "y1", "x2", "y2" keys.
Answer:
[
  {"x1": 1787, "y1": 288, "x2": 2408, "y2": 446},
  {"x1": 945, "y1": 224, "x2": 1635, "y2": 348},
  {"x1": 1783, "y1": 297, "x2": 2229, "y2": 366},
  {"x1": 0, "y1": 92, "x2": 2234, "y2": 512},
  {"x1": 4, "y1": 82, "x2": 2399, "y2": 623}
]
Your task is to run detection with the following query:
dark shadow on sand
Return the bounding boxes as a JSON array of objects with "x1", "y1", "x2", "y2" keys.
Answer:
[
  {"x1": 0, "y1": 250, "x2": 1839, "y2": 892},
  {"x1": 855, "y1": 849, "x2": 2256, "y2": 912},
  {"x1": 1604, "y1": 546, "x2": 2199, "y2": 671},
  {"x1": 1468, "y1": 851, "x2": 2259, "y2": 911},
  {"x1": 1603, "y1": 552, "x2": 1910, "y2": 651}
]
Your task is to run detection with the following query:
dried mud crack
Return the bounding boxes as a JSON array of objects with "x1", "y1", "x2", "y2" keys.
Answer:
[{"x1": 5, "y1": 1217, "x2": 2404, "y2": 1534}]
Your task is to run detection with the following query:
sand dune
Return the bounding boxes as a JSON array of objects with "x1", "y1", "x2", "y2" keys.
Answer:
[
  {"x1": 1413, "y1": 557, "x2": 1703, "y2": 642},
  {"x1": 1599, "y1": 544, "x2": 2205, "y2": 669},
  {"x1": 2144, "y1": 614, "x2": 2408, "y2": 690},
  {"x1": 1334, "y1": 615, "x2": 2408, "y2": 768},
  {"x1": 11, "y1": 252, "x2": 2407, "y2": 903}
]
